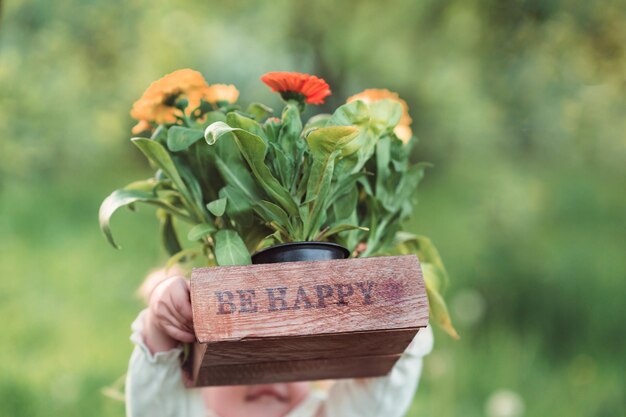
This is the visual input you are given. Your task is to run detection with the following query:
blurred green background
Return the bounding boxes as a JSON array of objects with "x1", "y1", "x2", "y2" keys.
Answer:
[{"x1": 1, "y1": 0, "x2": 624, "y2": 416}]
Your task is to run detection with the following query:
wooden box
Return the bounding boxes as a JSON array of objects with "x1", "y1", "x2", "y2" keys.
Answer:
[{"x1": 185, "y1": 255, "x2": 428, "y2": 386}]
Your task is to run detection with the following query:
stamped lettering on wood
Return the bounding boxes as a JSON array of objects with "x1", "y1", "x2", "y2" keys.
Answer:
[
  {"x1": 213, "y1": 280, "x2": 375, "y2": 315},
  {"x1": 191, "y1": 255, "x2": 428, "y2": 344}
]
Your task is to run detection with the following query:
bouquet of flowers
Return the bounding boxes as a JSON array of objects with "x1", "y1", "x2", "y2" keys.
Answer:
[{"x1": 99, "y1": 69, "x2": 457, "y2": 338}]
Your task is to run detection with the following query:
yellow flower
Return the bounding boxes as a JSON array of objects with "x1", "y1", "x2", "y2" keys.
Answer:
[
  {"x1": 130, "y1": 69, "x2": 210, "y2": 126},
  {"x1": 347, "y1": 88, "x2": 413, "y2": 144},
  {"x1": 204, "y1": 84, "x2": 239, "y2": 104}
]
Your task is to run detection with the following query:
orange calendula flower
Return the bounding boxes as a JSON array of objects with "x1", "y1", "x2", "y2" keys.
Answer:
[
  {"x1": 261, "y1": 72, "x2": 331, "y2": 105},
  {"x1": 131, "y1": 120, "x2": 152, "y2": 135},
  {"x1": 204, "y1": 84, "x2": 239, "y2": 104},
  {"x1": 347, "y1": 89, "x2": 413, "y2": 144},
  {"x1": 130, "y1": 69, "x2": 210, "y2": 126}
]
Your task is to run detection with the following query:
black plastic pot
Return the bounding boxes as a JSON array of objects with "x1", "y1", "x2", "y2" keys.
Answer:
[{"x1": 251, "y1": 241, "x2": 350, "y2": 264}]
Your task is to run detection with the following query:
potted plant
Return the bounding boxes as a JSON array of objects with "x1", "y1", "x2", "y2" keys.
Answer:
[{"x1": 99, "y1": 69, "x2": 457, "y2": 338}]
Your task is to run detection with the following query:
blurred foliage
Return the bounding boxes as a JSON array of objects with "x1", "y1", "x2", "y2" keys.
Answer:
[{"x1": 0, "y1": 0, "x2": 624, "y2": 416}]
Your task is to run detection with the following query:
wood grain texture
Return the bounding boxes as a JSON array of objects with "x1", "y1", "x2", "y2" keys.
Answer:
[
  {"x1": 198, "y1": 328, "x2": 419, "y2": 366},
  {"x1": 191, "y1": 255, "x2": 428, "y2": 343},
  {"x1": 192, "y1": 354, "x2": 402, "y2": 386},
  {"x1": 187, "y1": 255, "x2": 429, "y2": 386}
]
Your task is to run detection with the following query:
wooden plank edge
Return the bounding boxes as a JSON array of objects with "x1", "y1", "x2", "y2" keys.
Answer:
[
  {"x1": 197, "y1": 327, "x2": 422, "y2": 365},
  {"x1": 191, "y1": 354, "x2": 402, "y2": 387}
]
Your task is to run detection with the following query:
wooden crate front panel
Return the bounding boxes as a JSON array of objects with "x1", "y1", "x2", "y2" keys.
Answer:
[{"x1": 191, "y1": 255, "x2": 428, "y2": 344}]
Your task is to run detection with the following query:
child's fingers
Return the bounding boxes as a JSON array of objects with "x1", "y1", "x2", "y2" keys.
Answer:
[
  {"x1": 154, "y1": 303, "x2": 185, "y2": 332},
  {"x1": 158, "y1": 305, "x2": 195, "y2": 340},
  {"x1": 149, "y1": 276, "x2": 195, "y2": 341},
  {"x1": 161, "y1": 322, "x2": 196, "y2": 343},
  {"x1": 165, "y1": 300, "x2": 194, "y2": 333},
  {"x1": 168, "y1": 282, "x2": 194, "y2": 325}
]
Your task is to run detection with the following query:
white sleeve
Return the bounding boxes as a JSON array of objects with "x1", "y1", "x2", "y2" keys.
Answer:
[
  {"x1": 322, "y1": 326, "x2": 434, "y2": 417},
  {"x1": 125, "y1": 309, "x2": 206, "y2": 417}
]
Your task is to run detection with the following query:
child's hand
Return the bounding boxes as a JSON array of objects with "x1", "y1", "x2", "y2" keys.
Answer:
[{"x1": 143, "y1": 276, "x2": 196, "y2": 353}]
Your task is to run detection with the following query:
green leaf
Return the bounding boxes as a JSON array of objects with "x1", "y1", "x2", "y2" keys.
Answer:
[
  {"x1": 206, "y1": 198, "x2": 227, "y2": 217},
  {"x1": 390, "y1": 163, "x2": 426, "y2": 214},
  {"x1": 330, "y1": 186, "x2": 359, "y2": 222},
  {"x1": 392, "y1": 232, "x2": 449, "y2": 290},
  {"x1": 99, "y1": 189, "x2": 190, "y2": 249},
  {"x1": 326, "y1": 100, "x2": 402, "y2": 175},
  {"x1": 218, "y1": 185, "x2": 255, "y2": 227},
  {"x1": 131, "y1": 138, "x2": 191, "y2": 204},
  {"x1": 246, "y1": 102, "x2": 273, "y2": 121},
  {"x1": 304, "y1": 150, "x2": 340, "y2": 239},
  {"x1": 335, "y1": 212, "x2": 364, "y2": 252},
  {"x1": 316, "y1": 224, "x2": 369, "y2": 240},
  {"x1": 327, "y1": 101, "x2": 370, "y2": 127},
  {"x1": 150, "y1": 125, "x2": 168, "y2": 145},
  {"x1": 123, "y1": 178, "x2": 159, "y2": 192},
  {"x1": 254, "y1": 200, "x2": 290, "y2": 225},
  {"x1": 263, "y1": 117, "x2": 282, "y2": 142},
  {"x1": 387, "y1": 232, "x2": 458, "y2": 338},
  {"x1": 268, "y1": 142, "x2": 293, "y2": 188},
  {"x1": 330, "y1": 172, "x2": 368, "y2": 203},
  {"x1": 211, "y1": 125, "x2": 266, "y2": 209},
  {"x1": 198, "y1": 111, "x2": 227, "y2": 129},
  {"x1": 205, "y1": 120, "x2": 298, "y2": 216},
  {"x1": 214, "y1": 157, "x2": 262, "y2": 204},
  {"x1": 301, "y1": 126, "x2": 360, "y2": 239},
  {"x1": 166, "y1": 248, "x2": 201, "y2": 269},
  {"x1": 262, "y1": 229, "x2": 284, "y2": 245},
  {"x1": 174, "y1": 157, "x2": 205, "y2": 212},
  {"x1": 278, "y1": 102, "x2": 304, "y2": 156},
  {"x1": 187, "y1": 140, "x2": 221, "y2": 203},
  {"x1": 226, "y1": 111, "x2": 268, "y2": 141},
  {"x1": 187, "y1": 223, "x2": 216, "y2": 241},
  {"x1": 253, "y1": 200, "x2": 292, "y2": 237},
  {"x1": 425, "y1": 268, "x2": 460, "y2": 339},
  {"x1": 241, "y1": 223, "x2": 273, "y2": 252},
  {"x1": 272, "y1": 103, "x2": 304, "y2": 193},
  {"x1": 158, "y1": 211, "x2": 182, "y2": 256},
  {"x1": 375, "y1": 136, "x2": 392, "y2": 205},
  {"x1": 167, "y1": 126, "x2": 204, "y2": 152},
  {"x1": 368, "y1": 99, "x2": 403, "y2": 135},
  {"x1": 306, "y1": 126, "x2": 360, "y2": 157},
  {"x1": 214, "y1": 229, "x2": 251, "y2": 266},
  {"x1": 302, "y1": 113, "x2": 331, "y2": 136}
]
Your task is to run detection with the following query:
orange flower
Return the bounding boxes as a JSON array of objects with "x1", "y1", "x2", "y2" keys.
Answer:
[
  {"x1": 130, "y1": 69, "x2": 210, "y2": 126},
  {"x1": 204, "y1": 84, "x2": 239, "y2": 104},
  {"x1": 347, "y1": 89, "x2": 413, "y2": 143},
  {"x1": 261, "y1": 72, "x2": 331, "y2": 105},
  {"x1": 131, "y1": 120, "x2": 152, "y2": 135}
]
